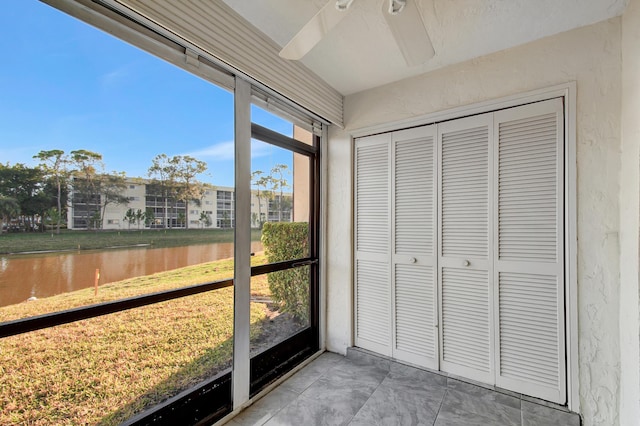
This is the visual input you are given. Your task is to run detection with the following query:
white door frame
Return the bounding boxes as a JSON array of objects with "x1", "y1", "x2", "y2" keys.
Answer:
[{"x1": 350, "y1": 82, "x2": 579, "y2": 412}]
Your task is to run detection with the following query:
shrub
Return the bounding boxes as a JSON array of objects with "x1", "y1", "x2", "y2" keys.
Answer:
[{"x1": 261, "y1": 222, "x2": 309, "y2": 322}]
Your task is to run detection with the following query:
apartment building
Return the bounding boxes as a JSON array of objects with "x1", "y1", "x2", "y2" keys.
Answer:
[{"x1": 67, "y1": 179, "x2": 290, "y2": 230}]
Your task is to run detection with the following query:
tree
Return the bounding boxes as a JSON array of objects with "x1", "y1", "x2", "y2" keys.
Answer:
[
  {"x1": 0, "y1": 196, "x2": 20, "y2": 233},
  {"x1": 269, "y1": 164, "x2": 290, "y2": 222},
  {"x1": 199, "y1": 210, "x2": 212, "y2": 228},
  {"x1": 44, "y1": 207, "x2": 62, "y2": 232},
  {"x1": 148, "y1": 154, "x2": 177, "y2": 229},
  {"x1": 69, "y1": 150, "x2": 103, "y2": 229},
  {"x1": 135, "y1": 209, "x2": 145, "y2": 230},
  {"x1": 34, "y1": 150, "x2": 68, "y2": 234},
  {"x1": 251, "y1": 171, "x2": 273, "y2": 229},
  {"x1": 144, "y1": 209, "x2": 156, "y2": 228},
  {"x1": 124, "y1": 208, "x2": 136, "y2": 231},
  {"x1": 0, "y1": 163, "x2": 49, "y2": 231},
  {"x1": 98, "y1": 172, "x2": 129, "y2": 229},
  {"x1": 171, "y1": 155, "x2": 207, "y2": 229},
  {"x1": 69, "y1": 150, "x2": 128, "y2": 230},
  {"x1": 89, "y1": 211, "x2": 102, "y2": 230}
]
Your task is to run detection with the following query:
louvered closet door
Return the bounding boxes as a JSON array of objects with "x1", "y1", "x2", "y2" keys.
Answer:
[
  {"x1": 438, "y1": 114, "x2": 494, "y2": 384},
  {"x1": 392, "y1": 126, "x2": 438, "y2": 369},
  {"x1": 493, "y1": 99, "x2": 566, "y2": 404},
  {"x1": 355, "y1": 134, "x2": 392, "y2": 356}
]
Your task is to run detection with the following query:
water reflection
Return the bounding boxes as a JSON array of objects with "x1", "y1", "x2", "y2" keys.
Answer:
[{"x1": 0, "y1": 242, "x2": 262, "y2": 307}]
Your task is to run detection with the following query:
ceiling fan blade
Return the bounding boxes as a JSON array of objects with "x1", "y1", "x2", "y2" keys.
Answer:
[
  {"x1": 279, "y1": 1, "x2": 351, "y2": 60},
  {"x1": 383, "y1": 0, "x2": 435, "y2": 66}
]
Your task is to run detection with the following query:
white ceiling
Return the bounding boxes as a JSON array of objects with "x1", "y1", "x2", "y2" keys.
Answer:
[{"x1": 222, "y1": 0, "x2": 628, "y2": 96}]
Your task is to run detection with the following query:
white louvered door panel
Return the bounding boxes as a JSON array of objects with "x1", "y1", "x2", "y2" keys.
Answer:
[
  {"x1": 355, "y1": 134, "x2": 392, "y2": 355},
  {"x1": 493, "y1": 99, "x2": 566, "y2": 404},
  {"x1": 438, "y1": 114, "x2": 494, "y2": 384},
  {"x1": 392, "y1": 126, "x2": 438, "y2": 369}
]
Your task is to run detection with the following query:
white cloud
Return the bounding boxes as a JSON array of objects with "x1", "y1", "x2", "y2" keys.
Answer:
[
  {"x1": 184, "y1": 140, "x2": 272, "y2": 161},
  {"x1": 100, "y1": 66, "x2": 130, "y2": 89}
]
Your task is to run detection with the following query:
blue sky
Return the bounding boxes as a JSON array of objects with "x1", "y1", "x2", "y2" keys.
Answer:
[{"x1": 0, "y1": 0, "x2": 293, "y2": 188}]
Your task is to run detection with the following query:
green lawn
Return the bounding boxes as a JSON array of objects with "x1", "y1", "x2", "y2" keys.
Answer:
[
  {"x1": 0, "y1": 228, "x2": 264, "y2": 255},
  {"x1": 0, "y1": 254, "x2": 271, "y2": 425}
]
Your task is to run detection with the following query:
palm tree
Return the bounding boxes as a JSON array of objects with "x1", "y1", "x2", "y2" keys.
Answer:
[
  {"x1": 0, "y1": 196, "x2": 20, "y2": 233},
  {"x1": 252, "y1": 170, "x2": 273, "y2": 228},
  {"x1": 135, "y1": 209, "x2": 145, "y2": 231},
  {"x1": 270, "y1": 164, "x2": 290, "y2": 222},
  {"x1": 34, "y1": 150, "x2": 68, "y2": 234}
]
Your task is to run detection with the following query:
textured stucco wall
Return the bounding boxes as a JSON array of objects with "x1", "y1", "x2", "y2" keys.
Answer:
[
  {"x1": 326, "y1": 18, "x2": 624, "y2": 425},
  {"x1": 620, "y1": 0, "x2": 640, "y2": 423}
]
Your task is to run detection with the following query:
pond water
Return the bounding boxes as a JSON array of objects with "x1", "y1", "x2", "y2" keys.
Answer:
[{"x1": 0, "y1": 242, "x2": 263, "y2": 308}]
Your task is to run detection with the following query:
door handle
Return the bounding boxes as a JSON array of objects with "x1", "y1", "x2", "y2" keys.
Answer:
[
  {"x1": 463, "y1": 260, "x2": 470, "y2": 267},
  {"x1": 409, "y1": 257, "x2": 417, "y2": 264}
]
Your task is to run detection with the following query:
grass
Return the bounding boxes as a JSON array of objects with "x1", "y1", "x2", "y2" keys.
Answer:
[
  {"x1": 0, "y1": 228, "x2": 264, "y2": 255},
  {"x1": 0, "y1": 254, "x2": 273, "y2": 425}
]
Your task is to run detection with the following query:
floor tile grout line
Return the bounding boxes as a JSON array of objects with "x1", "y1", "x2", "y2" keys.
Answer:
[
  {"x1": 346, "y1": 364, "x2": 391, "y2": 424},
  {"x1": 432, "y1": 388, "x2": 448, "y2": 425},
  {"x1": 257, "y1": 362, "x2": 337, "y2": 426},
  {"x1": 257, "y1": 389, "x2": 306, "y2": 426},
  {"x1": 280, "y1": 356, "x2": 341, "y2": 395}
]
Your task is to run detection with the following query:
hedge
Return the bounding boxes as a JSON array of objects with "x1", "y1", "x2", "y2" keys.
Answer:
[{"x1": 261, "y1": 222, "x2": 310, "y2": 322}]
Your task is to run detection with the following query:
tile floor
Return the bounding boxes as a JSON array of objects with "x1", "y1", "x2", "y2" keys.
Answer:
[{"x1": 226, "y1": 349, "x2": 581, "y2": 426}]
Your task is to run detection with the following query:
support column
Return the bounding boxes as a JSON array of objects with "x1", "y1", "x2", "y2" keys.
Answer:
[{"x1": 233, "y1": 77, "x2": 251, "y2": 409}]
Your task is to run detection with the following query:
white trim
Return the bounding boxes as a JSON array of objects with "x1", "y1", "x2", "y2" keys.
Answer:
[
  {"x1": 349, "y1": 134, "x2": 356, "y2": 349},
  {"x1": 349, "y1": 82, "x2": 579, "y2": 412},
  {"x1": 319, "y1": 124, "x2": 329, "y2": 351},
  {"x1": 564, "y1": 83, "x2": 579, "y2": 413},
  {"x1": 232, "y1": 77, "x2": 252, "y2": 409}
]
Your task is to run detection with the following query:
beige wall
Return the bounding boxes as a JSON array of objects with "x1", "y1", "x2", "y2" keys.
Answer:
[{"x1": 326, "y1": 17, "x2": 629, "y2": 425}]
